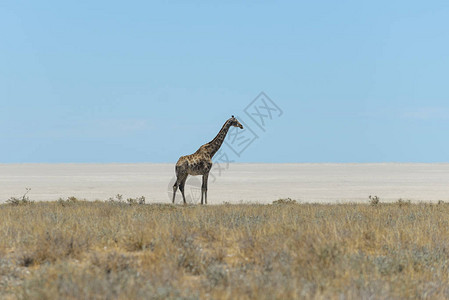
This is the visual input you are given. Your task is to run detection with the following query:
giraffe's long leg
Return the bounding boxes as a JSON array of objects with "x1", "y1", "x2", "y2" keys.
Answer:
[
  {"x1": 200, "y1": 178, "x2": 204, "y2": 205},
  {"x1": 173, "y1": 172, "x2": 187, "y2": 204},
  {"x1": 172, "y1": 181, "x2": 178, "y2": 204},
  {"x1": 202, "y1": 173, "x2": 209, "y2": 205},
  {"x1": 179, "y1": 175, "x2": 188, "y2": 204}
]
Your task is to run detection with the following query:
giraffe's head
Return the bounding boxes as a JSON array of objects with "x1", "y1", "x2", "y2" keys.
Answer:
[{"x1": 230, "y1": 115, "x2": 244, "y2": 129}]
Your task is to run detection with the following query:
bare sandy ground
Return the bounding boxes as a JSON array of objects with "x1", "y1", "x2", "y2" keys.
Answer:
[{"x1": 1, "y1": 163, "x2": 448, "y2": 204}]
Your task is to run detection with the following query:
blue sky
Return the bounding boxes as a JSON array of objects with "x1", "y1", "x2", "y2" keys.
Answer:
[{"x1": 1, "y1": 1, "x2": 448, "y2": 163}]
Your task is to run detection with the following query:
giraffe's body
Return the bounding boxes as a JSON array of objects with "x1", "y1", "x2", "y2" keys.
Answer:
[{"x1": 172, "y1": 116, "x2": 243, "y2": 204}]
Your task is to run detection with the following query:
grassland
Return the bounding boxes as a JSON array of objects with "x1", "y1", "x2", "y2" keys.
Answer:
[{"x1": 1, "y1": 199, "x2": 449, "y2": 299}]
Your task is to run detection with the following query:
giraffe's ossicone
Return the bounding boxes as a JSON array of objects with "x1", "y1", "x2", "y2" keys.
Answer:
[{"x1": 172, "y1": 115, "x2": 244, "y2": 204}]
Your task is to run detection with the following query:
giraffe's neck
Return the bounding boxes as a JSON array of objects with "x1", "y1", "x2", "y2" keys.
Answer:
[{"x1": 206, "y1": 119, "x2": 232, "y2": 158}]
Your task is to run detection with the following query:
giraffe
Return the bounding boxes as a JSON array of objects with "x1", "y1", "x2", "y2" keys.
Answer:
[{"x1": 172, "y1": 115, "x2": 244, "y2": 205}]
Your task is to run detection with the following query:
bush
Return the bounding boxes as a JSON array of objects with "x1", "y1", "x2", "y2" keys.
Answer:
[
  {"x1": 369, "y1": 195, "x2": 380, "y2": 206},
  {"x1": 127, "y1": 196, "x2": 145, "y2": 205},
  {"x1": 6, "y1": 188, "x2": 33, "y2": 206},
  {"x1": 272, "y1": 198, "x2": 297, "y2": 205}
]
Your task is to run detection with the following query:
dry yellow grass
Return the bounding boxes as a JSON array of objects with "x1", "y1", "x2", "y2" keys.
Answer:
[{"x1": 1, "y1": 199, "x2": 449, "y2": 299}]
